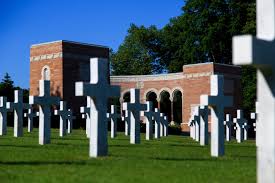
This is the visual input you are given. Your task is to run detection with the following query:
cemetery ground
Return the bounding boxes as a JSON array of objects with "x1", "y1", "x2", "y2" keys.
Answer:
[{"x1": 0, "y1": 128, "x2": 255, "y2": 183}]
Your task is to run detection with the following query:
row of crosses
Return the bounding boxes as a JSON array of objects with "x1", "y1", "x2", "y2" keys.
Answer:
[
  {"x1": 0, "y1": 81, "x2": 76, "y2": 145},
  {"x1": 189, "y1": 75, "x2": 257, "y2": 158},
  {"x1": 75, "y1": 58, "x2": 169, "y2": 157}
]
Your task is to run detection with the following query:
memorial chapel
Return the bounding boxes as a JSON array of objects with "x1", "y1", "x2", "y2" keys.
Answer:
[{"x1": 30, "y1": 40, "x2": 242, "y2": 132}]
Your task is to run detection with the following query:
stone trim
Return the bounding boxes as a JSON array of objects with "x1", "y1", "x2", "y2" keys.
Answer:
[
  {"x1": 111, "y1": 72, "x2": 214, "y2": 82},
  {"x1": 183, "y1": 62, "x2": 241, "y2": 69},
  {"x1": 30, "y1": 52, "x2": 98, "y2": 62},
  {"x1": 31, "y1": 40, "x2": 108, "y2": 49},
  {"x1": 30, "y1": 52, "x2": 63, "y2": 62}
]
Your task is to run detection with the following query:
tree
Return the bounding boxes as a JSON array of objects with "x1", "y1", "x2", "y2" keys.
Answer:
[
  {"x1": 0, "y1": 73, "x2": 15, "y2": 100},
  {"x1": 111, "y1": 24, "x2": 163, "y2": 75},
  {"x1": 112, "y1": 1, "x2": 256, "y2": 113}
]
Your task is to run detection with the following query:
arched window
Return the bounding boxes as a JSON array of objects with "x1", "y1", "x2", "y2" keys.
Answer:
[{"x1": 41, "y1": 66, "x2": 50, "y2": 80}]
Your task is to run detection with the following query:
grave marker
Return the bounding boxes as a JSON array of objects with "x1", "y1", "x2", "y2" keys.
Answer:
[
  {"x1": 141, "y1": 101, "x2": 154, "y2": 140},
  {"x1": 54, "y1": 101, "x2": 71, "y2": 137},
  {"x1": 233, "y1": 110, "x2": 247, "y2": 143},
  {"x1": 122, "y1": 89, "x2": 146, "y2": 144},
  {"x1": 107, "y1": 105, "x2": 120, "y2": 139},
  {"x1": 198, "y1": 105, "x2": 209, "y2": 146},
  {"x1": 201, "y1": 75, "x2": 233, "y2": 157},
  {"x1": 152, "y1": 108, "x2": 161, "y2": 139},
  {"x1": 75, "y1": 58, "x2": 120, "y2": 157},
  {"x1": 7, "y1": 90, "x2": 30, "y2": 137},
  {"x1": 242, "y1": 122, "x2": 250, "y2": 141},
  {"x1": 24, "y1": 108, "x2": 39, "y2": 133},
  {"x1": 29, "y1": 80, "x2": 60, "y2": 145},
  {"x1": 80, "y1": 97, "x2": 91, "y2": 138},
  {"x1": 122, "y1": 110, "x2": 130, "y2": 136},
  {"x1": 0, "y1": 97, "x2": 10, "y2": 135},
  {"x1": 224, "y1": 114, "x2": 234, "y2": 141},
  {"x1": 233, "y1": 0, "x2": 275, "y2": 181}
]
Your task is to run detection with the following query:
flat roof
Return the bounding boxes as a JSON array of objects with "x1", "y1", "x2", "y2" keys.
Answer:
[{"x1": 31, "y1": 40, "x2": 109, "y2": 49}]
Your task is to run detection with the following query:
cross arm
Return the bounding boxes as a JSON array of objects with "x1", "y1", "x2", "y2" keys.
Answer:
[{"x1": 233, "y1": 35, "x2": 275, "y2": 67}]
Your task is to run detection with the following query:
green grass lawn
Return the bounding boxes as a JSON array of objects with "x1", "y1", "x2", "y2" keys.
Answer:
[{"x1": 0, "y1": 128, "x2": 256, "y2": 183}]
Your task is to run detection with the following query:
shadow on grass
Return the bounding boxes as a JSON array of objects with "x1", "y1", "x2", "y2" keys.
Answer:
[
  {"x1": 51, "y1": 137, "x2": 87, "y2": 141},
  {"x1": 109, "y1": 144, "x2": 140, "y2": 148},
  {"x1": 226, "y1": 144, "x2": 255, "y2": 148},
  {"x1": 151, "y1": 157, "x2": 219, "y2": 162},
  {"x1": 0, "y1": 144, "x2": 40, "y2": 149},
  {"x1": 0, "y1": 160, "x2": 88, "y2": 166}
]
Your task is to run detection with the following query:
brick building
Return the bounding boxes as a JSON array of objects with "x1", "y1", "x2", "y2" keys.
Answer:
[{"x1": 30, "y1": 40, "x2": 242, "y2": 132}]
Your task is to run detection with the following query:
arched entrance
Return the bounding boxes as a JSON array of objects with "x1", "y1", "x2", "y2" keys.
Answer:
[
  {"x1": 172, "y1": 90, "x2": 182, "y2": 124},
  {"x1": 159, "y1": 91, "x2": 171, "y2": 122},
  {"x1": 123, "y1": 91, "x2": 130, "y2": 102},
  {"x1": 146, "y1": 91, "x2": 158, "y2": 109}
]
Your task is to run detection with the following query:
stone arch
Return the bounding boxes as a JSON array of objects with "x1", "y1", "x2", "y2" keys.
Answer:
[
  {"x1": 144, "y1": 89, "x2": 159, "y2": 109},
  {"x1": 143, "y1": 88, "x2": 159, "y2": 101},
  {"x1": 171, "y1": 87, "x2": 184, "y2": 100},
  {"x1": 159, "y1": 88, "x2": 172, "y2": 101},
  {"x1": 41, "y1": 65, "x2": 51, "y2": 80},
  {"x1": 159, "y1": 88, "x2": 172, "y2": 122},
  {"x1": 121, "y1": 90, "x2": 130, "y2": 103}
]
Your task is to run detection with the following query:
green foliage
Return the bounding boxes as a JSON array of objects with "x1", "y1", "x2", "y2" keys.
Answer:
[
  {"x1": 0, "y1": 73, "x2": 15, "y2": 100},
  {"x1": 112, "y1": 1, "x2": 257, "y2": 111},
  {"x1": 111, "y1": 24, "x2": 163, "y2": 75},
  {"x1": 241, "y1": 66, "x2": 256, "y2": 113},
  {"x1": 0, "y1": 73, "x2": 29, "y2": 102},
  {"x1": 0, "y1": 128, "x2": 256, "y2": 182}
]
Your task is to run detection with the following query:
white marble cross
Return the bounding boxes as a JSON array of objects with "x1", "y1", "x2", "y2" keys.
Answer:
[
  {"x1": 152, "y1": 108, "x2": 161, "y2": 139},
  {"x1": 242, "y1": 122, "x2": 250, "y2": 141},
  {"x1": 80, "y1": 96, "x2": 91, "y2": 138},
  {"x1": 0, "y1": 96, "x2": 10, "y2": 135},
  {"x1": 188, "y1": 118, "x2": 195, "y2": 140},
  {"x1": 122, "y1": 88, "x2": 146, "y2": 144},
  {"x1": 197, "y1": 105, "x2": 209, "y2": 146},
  {"x1": 163, "y1": 116, "x2": 169, "y2": 137},
  {"x1": 224, "y1": 114, "x2": 234, "y2": 141},
  {"x1": 67, "y1": 109, "x2": 75, "y2": 134},
  {"x1": 159, "y1": 113, "x2": 165, "y2": 137},
  {"x1": 75, "y1": 58, "x2": 120, "y2": 157},
  {"x1": 251, "y1": 111, "x2": 258, "y2": 146},
  {"x1": 7, "y1": 90, "x2": 30, "y2": 137},
  {"x1": 24, "y1": 108, "x2": 39, "y2": 133},
  {"x1": 141, "y1": 101, "x2": 154, "y2": 140},
  {"x1": 201, "y1": 75, "x2": 233, "y2": 157},
  {"x1": 54, "y1": 101, "x2": 71, "y2": 137},
  {"x1": 233, "y1": 0, "x2": 275, "y2": 181},
  {"x1": 29, "y1": 80, "x2": 60, "y2": 145},
  {"x1": 193, "y1": 110, "x2": 200, "y2": 142},
  {"x1": 122, "y1": 110, "x2": 130, "y2": 136},
  {"x1": 233, "y1": 110, "x2": 247, "y2": 143},
  {"x1": 160, "y1": 113, "x2": 167, "y2": 137},
  {"x1": 251, "y1": 101, "x2": 259, "y2": 146},
  {"x1": 107, "y1": 105, "x2": 120, "y2": 139}
]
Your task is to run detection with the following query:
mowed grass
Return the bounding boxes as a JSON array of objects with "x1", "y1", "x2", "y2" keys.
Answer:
[{"x1": 0, "y1": 128, "x2": 256, "y2": 183}]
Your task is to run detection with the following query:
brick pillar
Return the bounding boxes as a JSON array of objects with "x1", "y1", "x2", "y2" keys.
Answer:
[
  {"x1": 157, "y1": 98, "x2": 161, "y2": 109},
  {"x1": 170, "y1": 99, "x2": 174, "y2": 122}
]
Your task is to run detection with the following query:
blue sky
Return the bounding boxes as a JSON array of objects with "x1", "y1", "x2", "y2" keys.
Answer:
[{"x1": 0, "y1": 0, "x2": 183, "y2": 88}]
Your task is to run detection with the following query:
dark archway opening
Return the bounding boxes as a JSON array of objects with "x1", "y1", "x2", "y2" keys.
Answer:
[
  {"x1": 160, "y1": 91, "x2": 171, "y2": 122},
  {"x1": 146, "y1": 91, "x2": 158, "y2": 109},
  {"x1": 173, "y1": 90, "x2": 182, "y2": 124}
]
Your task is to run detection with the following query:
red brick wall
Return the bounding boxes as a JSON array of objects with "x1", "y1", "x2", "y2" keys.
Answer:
[
  {"x1": 30, "y1": 41, "x2": 109, "y2": 114},
  {"x1": 30, "y1": 42, "x2": 63, "y2": 97}
]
